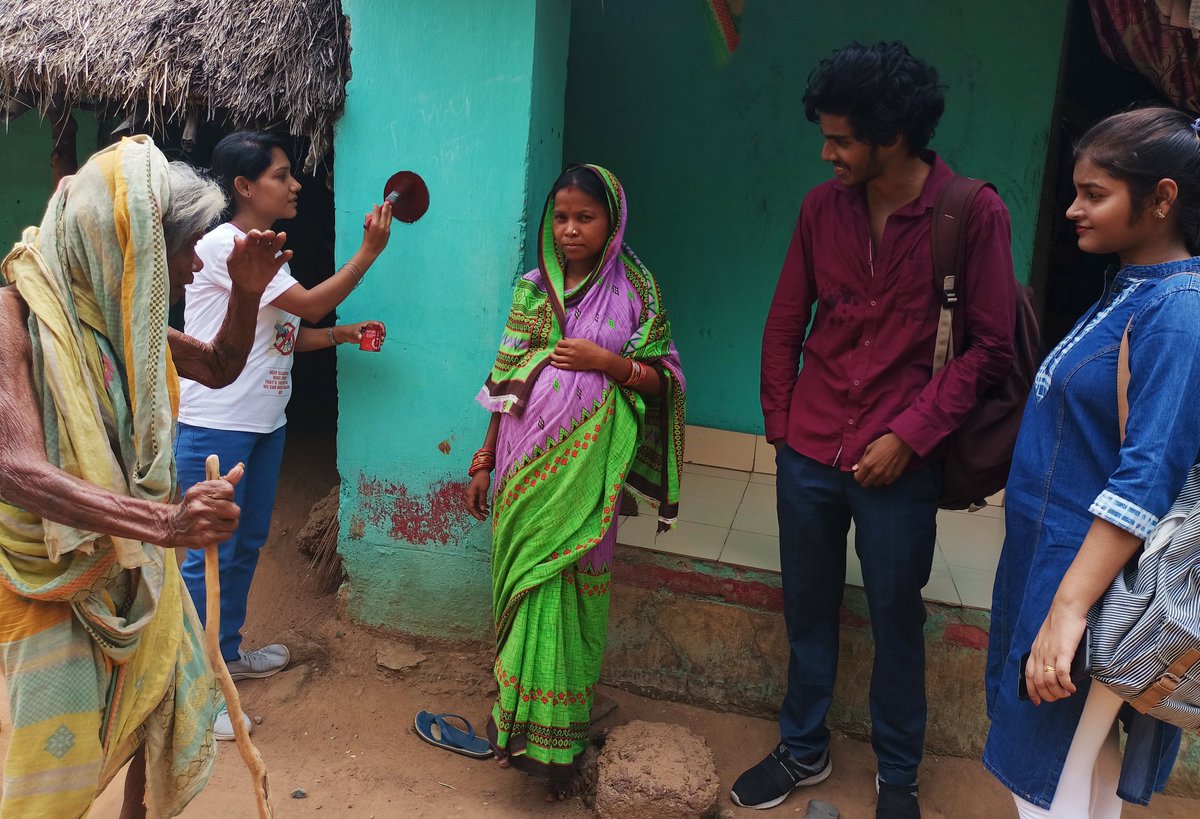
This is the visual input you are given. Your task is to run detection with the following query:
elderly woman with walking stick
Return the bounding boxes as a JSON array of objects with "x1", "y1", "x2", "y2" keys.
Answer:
[{"x1": 0, "y1": 136, "x2": 286, "y2": 818}]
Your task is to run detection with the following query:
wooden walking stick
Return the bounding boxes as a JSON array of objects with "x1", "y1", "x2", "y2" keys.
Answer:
[{"x1": 204, "y1": 454, "x2": 275, "y2": 818}]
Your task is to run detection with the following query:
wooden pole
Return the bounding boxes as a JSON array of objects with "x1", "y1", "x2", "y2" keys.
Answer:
[{"x1": 203, "y1": 455, "x2": 275, "y2": 818}]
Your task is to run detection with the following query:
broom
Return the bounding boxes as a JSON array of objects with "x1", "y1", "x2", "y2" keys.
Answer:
[
  {"x1": 203, "y1": 455, "x2": 275, "y2": 818},
  {"x1": 299, "y1": 487, "x2": 342, "y2": 593}
]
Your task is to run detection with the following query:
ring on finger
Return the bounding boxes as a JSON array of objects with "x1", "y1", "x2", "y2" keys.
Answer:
[{"x1": 1043, "y1": 665, "x2": 1056, "y2": 674}]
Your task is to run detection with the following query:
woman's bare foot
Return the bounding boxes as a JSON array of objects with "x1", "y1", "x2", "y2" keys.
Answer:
[
  {"x1": 544, "y1": 776, "x2": 580, "y2": 803},
  {"x1": 494, "y1": 750, "x2": 510, "y2": 768}
]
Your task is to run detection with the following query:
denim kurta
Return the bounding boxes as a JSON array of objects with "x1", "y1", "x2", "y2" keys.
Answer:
[{"x1": 985, "y1": 259, "x2": 1200, "y2": 808}]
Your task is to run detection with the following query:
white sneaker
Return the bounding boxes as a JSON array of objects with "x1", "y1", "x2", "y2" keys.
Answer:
[
  {"x1": 214, "y1": 707, "x2": 253, "y2": 742},
  {"x1": 225, "y1": 644, "x2": 291, "y2": 680}
]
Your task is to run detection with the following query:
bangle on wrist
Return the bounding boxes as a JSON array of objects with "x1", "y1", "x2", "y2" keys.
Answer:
[
  {"x1": 469, "y1": 446, "x2": 496, "y2": 478},
  {"x1": 327, "y1": 327, "x2": 337, "y2": 346},
  {"x1": 621, "y1": 358, "x2": 646, "y2": 389},
  {"x1": 342, "y1": 261, "x2": 365, "y2": 288}
]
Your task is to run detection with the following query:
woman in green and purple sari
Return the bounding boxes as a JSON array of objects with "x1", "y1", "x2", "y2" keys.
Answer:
[{"x1": 466, "y1": 164, "x2": 685, "y2": 797}]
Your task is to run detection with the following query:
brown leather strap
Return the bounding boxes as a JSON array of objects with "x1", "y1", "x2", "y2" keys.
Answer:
[
  {"x1": 1118, "y1": 318, "x2": 1132, "y2": 443},
  {"x1": 930, "y1": 177, "x2": 993, "y2": 374},
  {"x1": 1129, "y1": 648, "x2": 1200, "y2": 714}
]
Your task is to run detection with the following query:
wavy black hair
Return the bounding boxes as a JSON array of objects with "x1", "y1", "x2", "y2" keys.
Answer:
[
  {"x1": 803, "y1": 41, "x2": 945, "y2": 153},
  {"x1": 1076, "y1": 106, "x2": 1200, "y2": 255}
]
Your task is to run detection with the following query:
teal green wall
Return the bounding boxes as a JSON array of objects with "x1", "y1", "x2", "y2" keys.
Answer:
[
  {"x1": 0, "y1": 111, "x2": 99, "y2": 245},
  {"x1": 334, "y1": 0, "x2": 571, "y2": 637},
  {"x1": 564, "y1": 0, "x2": 1070, "y2": 432},
  {"x1": 522, "y1": 2, "x2": 573, "y2": 272}
]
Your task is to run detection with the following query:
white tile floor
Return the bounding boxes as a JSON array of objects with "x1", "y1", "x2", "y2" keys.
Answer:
[{"x1": 618, "y1": 462, "x2": 1004, "y2": 610}]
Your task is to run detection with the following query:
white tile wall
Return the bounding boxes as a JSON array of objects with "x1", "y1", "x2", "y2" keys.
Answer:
[
  {"x1": 684, "y1": 425, "x2": 757, "y2": 472},
  {"x1": 616, "y1": 430, "x2": 1008, "y2": 610}
]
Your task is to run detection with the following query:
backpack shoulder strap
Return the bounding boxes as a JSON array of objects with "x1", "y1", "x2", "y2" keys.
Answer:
[{"x1": 931, "y1": 176, "x2": 994, "y2": 373}]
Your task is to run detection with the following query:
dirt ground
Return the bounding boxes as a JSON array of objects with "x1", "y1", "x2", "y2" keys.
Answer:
[{"x1": 3, "y1": 429, "x2": 1198, "y2": 818}]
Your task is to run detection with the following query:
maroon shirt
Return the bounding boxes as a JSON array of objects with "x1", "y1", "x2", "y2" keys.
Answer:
[{"x1": 761, "y1": 153, "x2": 1016, "y2": 470}]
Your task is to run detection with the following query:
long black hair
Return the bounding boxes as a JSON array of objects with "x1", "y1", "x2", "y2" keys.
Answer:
[{"x1": 1077, "y1": 107, "x2": 1200, "y2": 255}]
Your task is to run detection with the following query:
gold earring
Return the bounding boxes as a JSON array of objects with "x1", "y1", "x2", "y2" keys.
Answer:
[{"x1": 1156, "y1": 209, "x2": 1166, "y2": 219}]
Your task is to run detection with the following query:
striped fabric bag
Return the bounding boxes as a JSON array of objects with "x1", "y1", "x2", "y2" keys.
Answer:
[
  {"x1": 1088, "y1": 463, "x2": 1200, "y2": 729},
  {"x1": 1087, "y1": 318, "x2": 1200, "y2": 729}
]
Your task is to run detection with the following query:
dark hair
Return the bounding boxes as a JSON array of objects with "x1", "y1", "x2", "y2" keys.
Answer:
[
  {"x1": 803, "y1": 41, "x2": 945, "y2": 153},
  {"x1": 210, "y1": 131, "x2": 293, "y2": 204},
  {"x1": 1076, "y1": 107, "x2": 1200, "y2": 255},
  {"x1": 550, "y1": 165, "x2": 613, "y2": 222}
]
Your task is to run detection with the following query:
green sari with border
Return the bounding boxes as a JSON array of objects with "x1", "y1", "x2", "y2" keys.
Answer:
[{"x1": 477, "y1": 165, "x2": 685, "y2": 776}]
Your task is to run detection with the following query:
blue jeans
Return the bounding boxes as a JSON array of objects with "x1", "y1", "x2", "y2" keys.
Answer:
[
  {"x1": 776, "y1": 446, "x2": 939, "y2": 786},
  {"x1": 176, "y1": 422, "x2": 286, "y2": 661}
]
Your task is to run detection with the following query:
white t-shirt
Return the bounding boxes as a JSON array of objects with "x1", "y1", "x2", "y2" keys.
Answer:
[{"x1": 178, "y1": 222, "x2": 301, "y2": 433}]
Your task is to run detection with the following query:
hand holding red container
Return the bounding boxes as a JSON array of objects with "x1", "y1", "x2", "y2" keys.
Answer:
[
  {"x1": 358, "y1": 322, "x2": 385, "y2": 352},
  {"x1": 328, "y1": 321, "x2": 386, "y2": 351}
]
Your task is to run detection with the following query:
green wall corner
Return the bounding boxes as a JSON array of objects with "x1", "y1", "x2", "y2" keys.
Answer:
[
  {"x1": 564, "y1": 0, "x2": 1070, "y2": 432},
  {"x1": 331, "y1": 0, "x2": 1069, "y2": 640},
  {"x1": 334, "y1": 0, "x2": 571, "y2": 638}
]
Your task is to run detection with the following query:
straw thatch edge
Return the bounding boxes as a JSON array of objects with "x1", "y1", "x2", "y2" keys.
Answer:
[{"x1": 0, "y1": 0, "x2": 351, "y2": 170}]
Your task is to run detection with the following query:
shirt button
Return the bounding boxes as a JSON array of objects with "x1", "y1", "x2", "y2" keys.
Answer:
[
  {"x1": 870, "y1": 300, "x2": 878, "y2": 307},
  {"x1": 848, "y1": 419, "x2": 855, "y2": 425},
  {"x1": 853, "y1": 380, "x2": 860, "y2": 386},
  {"x1": 864, "y1": 340, "x2": 872, "y2": 347}
]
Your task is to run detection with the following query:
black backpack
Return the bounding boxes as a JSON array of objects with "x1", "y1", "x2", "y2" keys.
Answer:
[{"x1": 930, "y1": 177, "x2": 1042, "y2": 511}]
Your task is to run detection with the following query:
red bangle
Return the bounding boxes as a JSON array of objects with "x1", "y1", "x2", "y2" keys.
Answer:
[
  {"x1": 469, "y1": 447, "x2": 496, "y2": 477},
  {"x1": 621, "y1": 359, "x2": 645, "y2": 388}
]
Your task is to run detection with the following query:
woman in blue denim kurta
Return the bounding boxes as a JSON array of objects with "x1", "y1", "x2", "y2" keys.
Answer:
[{"x1": 986, "y1": 108, "x2": 1200, "y2": 816}]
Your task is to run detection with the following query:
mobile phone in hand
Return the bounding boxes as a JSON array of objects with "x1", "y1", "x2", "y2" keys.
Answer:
[{"x1": 1017, "y1": 628, "x2": 1092, "y2": 701}]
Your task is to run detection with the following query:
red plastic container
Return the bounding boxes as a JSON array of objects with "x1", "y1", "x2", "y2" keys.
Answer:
[{"x1": 359, "y1": 324, "x2": 383, "y2": 352}]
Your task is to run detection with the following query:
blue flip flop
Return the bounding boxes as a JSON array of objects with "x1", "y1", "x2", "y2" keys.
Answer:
[{"x1": 414, "y1": 711, "x2": 492, "y2": 759}]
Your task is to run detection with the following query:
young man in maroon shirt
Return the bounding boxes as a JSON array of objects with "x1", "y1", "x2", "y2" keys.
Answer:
[{"x1": 732, "y1": 43, "x2": 1016, "y2": 817}]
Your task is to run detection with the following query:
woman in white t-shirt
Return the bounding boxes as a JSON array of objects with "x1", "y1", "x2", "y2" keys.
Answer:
[{"x1": 176, "y1": 132, "x2": 390, "y2": 739}]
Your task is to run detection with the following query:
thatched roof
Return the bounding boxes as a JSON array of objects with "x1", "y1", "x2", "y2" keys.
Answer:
[{"x1": 0, "y1": 0, "x2": 350, "y2": 169}]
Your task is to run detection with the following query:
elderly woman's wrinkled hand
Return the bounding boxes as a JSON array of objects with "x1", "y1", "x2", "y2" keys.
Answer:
[
  {"x1": 166, "y1": 463, "x2": 245, "y2": 548},
  {"x1": 227, "y1": 229, "x2": 293, "y2": 295}
]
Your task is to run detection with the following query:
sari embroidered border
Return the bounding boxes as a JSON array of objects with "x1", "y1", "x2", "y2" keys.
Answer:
[{"x1": 488, "y1": 387, "x2": 630, "y2": 775}]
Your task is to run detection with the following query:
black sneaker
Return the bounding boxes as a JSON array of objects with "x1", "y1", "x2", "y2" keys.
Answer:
[
  {"x1": 876, "y1": 778, "x2": 920, "y2": 819},
  {"x1": 730, "y1": 744, "x2": 832, "y2": 810}
]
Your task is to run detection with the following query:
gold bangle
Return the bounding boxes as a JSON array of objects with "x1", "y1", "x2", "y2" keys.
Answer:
[{"x1": 342, "y1": 262, "x2": 365, "y2": 288}]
